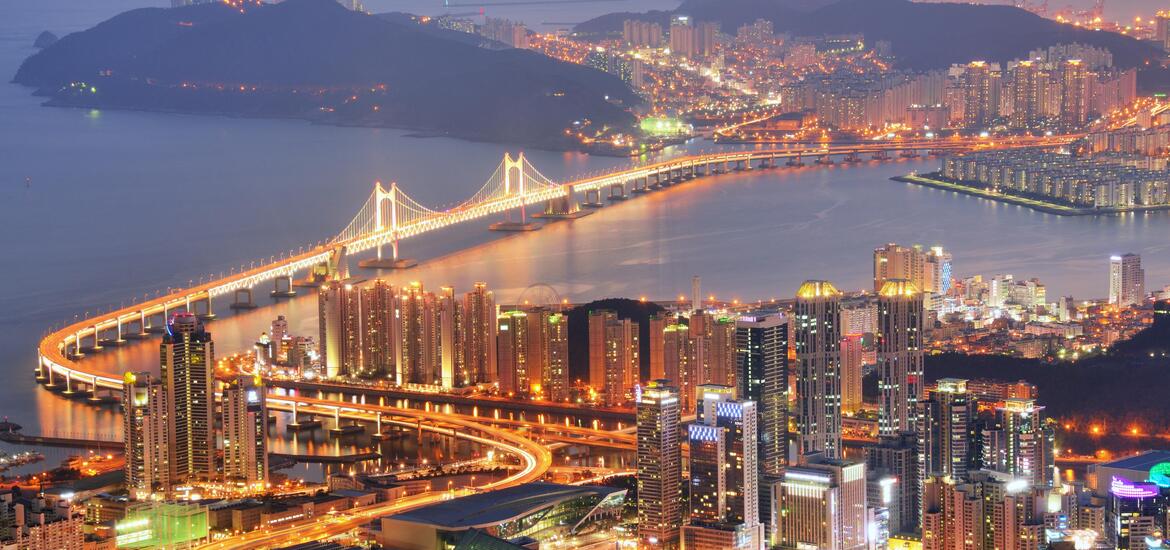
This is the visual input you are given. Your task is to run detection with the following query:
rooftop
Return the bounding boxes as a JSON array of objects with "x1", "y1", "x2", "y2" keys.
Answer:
[
  {"x1": 386, "y1": 482, "x2": 622, "y2": 529},
  {"x1": 1098, "y1": 450, "x2": 1170, "y2": 471}
]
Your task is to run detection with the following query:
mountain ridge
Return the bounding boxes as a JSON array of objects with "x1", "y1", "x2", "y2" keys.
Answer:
[{"x1": 14, "y1": 0, "x2": 639, "y2": 149}]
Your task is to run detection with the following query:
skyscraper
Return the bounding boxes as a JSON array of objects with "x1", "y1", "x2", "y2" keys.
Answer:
[
  {"x1": 1010, "y1": 60, "x2": 1041, "y2": 129},
  {"x1": 160, "y1": 313, "x2": 215, "y2": 482},
  {"x1": 648, "y1": 314, "x2": 670, "y2": 381},
  {"x1": 864, "y1": 433, "x2": 917, "y2": 535},
  {"x1": 438, "y1": 286, "x2": 463, "y2": 390},
  {"x1": 1060, "y1": 59, "x2": 1089, "y2": 130},
  {"x1": 496, "y1": 310, "x2": 530, "y2": 396},
  {"x1": 925, "y1": 246, "x2": 953, "y2": 295},
  {"x1": 774, "y1": 455, "x2": 868, "y2": 550},
  {"x1": 396, "y1": 282, "x2": 442, "y2": 386},
  {"x1": 359, "y1": 280, "x2": 395, "y2": 378},
  {"x1": 841, "y1": 333, "x2": 864, "y2": 415},
  {"x1": 221, "y1": 374, "x2": 268, "y2": 487},
  {"x1": 873, "y1": 243, "x2": 925, "y2": 293},
  {"x1": 794, "y1": 281, "x2": 843, "y2": 459},
  {"x1": 735, "y1": 311, "x2": 789, "y2": 477},
  {"x1": 917, "y1": 378, "x2": 973, "y2": 487},
  {"x1": 877, "y1": 279, "x2": 925, "y2": 437},
  {"x1": 1109, "y1": 253, "x2": 1145, "y2": 307},
  {"x1": 686, "y1": 391, "x2": 763, "y2": 550},
  {"x1": 123, "y1": 371, "x2": 169, "y2": 499},
  {"x1": 982, "y1": 398, "x2": 1055, "y2": 487},
  {"x1": 962, "y1": 61, "x2": 996, "y2": 129},
  {"x1": 637, "y1": 380, "x2": 682, "y2": 548},
  {"x1": 541, "y1": 310, "x2": 570, "y2": 401},
  {"x1": 663, "y1": 323, "x2": 698, "y2": 413},
  {"x1": 462, "y1": 282, "x2": 496, "y2": 386},
  {"x1": 588, "y1": 310, "x2": 639, "y2": 406},
  {"x1": 319, "y1": 282, "x2": 361, "y2": 378}
]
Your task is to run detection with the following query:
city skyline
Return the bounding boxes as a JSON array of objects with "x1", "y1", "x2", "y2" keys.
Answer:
[{"x1": 6, "y1": 0, "x2": 1170, "y2": 548}]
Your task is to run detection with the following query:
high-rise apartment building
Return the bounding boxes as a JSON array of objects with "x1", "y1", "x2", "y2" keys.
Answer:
[
  {"x1": 877, "y1": 279, "x2": 925, "y2": 437},
  {"x1": 794, "y1": 281, "x2": 843, "y2": 459},
  {"x1": 530, "y1": 308, "x2": 569, "y2": 402},
  {"x1": 735, "y1": 311, "x2": 789, "y2": 477},
  {"x1": 663, "y1": 323, "x2": 699, "y2": 413},
  {"x1": 462, "y1": 282, "x2": 496, "y2": 386},
  {"x1": 874, "y1": 243, "x2": 925, "y2": 293},
  {"x1": 588, "y1": 310, "x2": 639, "y2": 406},
  {"x1": 623, "y1": 19, "x2": 663, "y2": 48},
  {"x1": 841, "y1": 333, "x2": 864, "y2": 415},
  {"x1": 434, "y1": 287, "x2": 461, "y2": 390},
  {"x1": 637, "y1": 380, "x2": 682, "y2": 548},
  {"x1": 1109, "y1": 253, "x2": 1145, "y2": 307},
  {"x1": 319, "y1": 282, "x2": 361, "y2": 378},
  {"x1": 123, "y1": 372, "x2": 169, "y2": 499},
  {"x1": 668, "y1": 16, "x2": 717, "y2": 59},
  {"x1": 917, "y1": 378, "x2": 973, "y2": 494},
  {"x1": 925, "y1": 246, "x2": 953, "y2": 295},
  {"x1": 496, "y1": 310, "x2": 530, "y2": 396},
  {"x1": 359, "y1": 280, "x2": 395, "y2": 378},
  {"x1": 1060, "y1": 59, "x2": 1089, "y2": 130},
  {"x1": 774, "y1": 455, "x2": 868, "y2": 550},
  {"x1": 982, "y1": 398, "x2": 1056, "y2": 487},
  {"x1": 922, "y1": 471, "x2": 1057, "y2": 550},
  {"x1": 396, "y1": 282, "x2": 442, "y2": 386},
  {"x1": 221, "y1": 374, "x2": 268, "y2": 487},
  {"x1": 160, "y1": 313, "x2": 215, "y2": 483},
  {"x1": 686, "y1": 391, "x2": 764, "y2": 550},
  {"x1": 864, "y1": 434, "x2": 917, "y2": 535},
  {"x1": 648, "y1": 314, "x2": 670, "y2": 381},
  {"x1": 1010, "y1": 61, "x2": 1041, "y2": 129},
  {"x1": 962, "y1": 61, "x2": 997, "y2": 129}
]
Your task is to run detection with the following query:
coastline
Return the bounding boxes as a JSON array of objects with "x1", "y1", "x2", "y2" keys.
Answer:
[
  {"x1": 891, "y1": 173, "x2": 1170, "y2": 216},
  {"x1": 35, "y1": 96, "x2": 636, "y2": 157}
]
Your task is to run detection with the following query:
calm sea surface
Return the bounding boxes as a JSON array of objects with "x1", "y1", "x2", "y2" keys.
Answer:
[{"x1": 1, "y1": 1, "x2": 1167, "y2": 459}]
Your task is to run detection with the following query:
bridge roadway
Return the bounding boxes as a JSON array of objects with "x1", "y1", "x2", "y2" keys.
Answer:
[
  {"x1": 269, "y1": 378, "x2": 636, "y2": 423},
  {"x1": 197, "y1": 398, "x2": 553, "y2": 550},
  {"x1": 36, "y1": 136, "x2": 1072, "y2": 399},
  {"x1": 281, "y1": 395, "x2": 636, "y2": 450}
]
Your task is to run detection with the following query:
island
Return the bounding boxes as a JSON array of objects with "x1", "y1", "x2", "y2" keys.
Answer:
[{"x1": 13, "y1": 0, "x2": 641, "y2": 152}]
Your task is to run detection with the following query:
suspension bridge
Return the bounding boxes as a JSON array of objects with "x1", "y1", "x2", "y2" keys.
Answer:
[{"x1": 35, "y1": 138, "x2": 1073, "y2": 396}]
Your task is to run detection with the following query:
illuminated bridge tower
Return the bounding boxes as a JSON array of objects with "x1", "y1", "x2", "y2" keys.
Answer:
[{"x1": 358, "y1": 181, "x2": 418, "y2": 269}]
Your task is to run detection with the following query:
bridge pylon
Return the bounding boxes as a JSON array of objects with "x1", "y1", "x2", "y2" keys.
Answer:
[
  {"x1": 489, "y1": 152, "x2": 542, "y2": 232},
  {"x1": 359, "y1": 181, "x2": 418, "y2": 269}
]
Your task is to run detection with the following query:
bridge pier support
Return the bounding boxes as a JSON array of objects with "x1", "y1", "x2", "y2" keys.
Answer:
[
  {"x1": 271, "y1": 275, "x2": 297, "y2": 298},
  {"x1": 359, "y1": 242, "x2": 418, "y2": 269},
  {"x1": 106, "y1": 318, "x2": 127, "y2": 346},
  {"x1": 787, "y1": 154, "x2": 805, "y2": 167},
  {"x1": 192, "y1": 296, "x2": 216, "y2": 321},
  {"x1": 607, "y1": 183, "x2": 627, "y2": 201},
  {"x1": 582, "y1": 188, "x2": 603, "y2": 208},
  {"x1": 371, "y1": 411, "x2": 393, "y2": 440},
  {"x1": 62, "y1": 371, "x2": 75, "y2": 396},
  {"x1": 148, "y1": 306, "x2": 169, "y2": 334},
  {"x1": 816, "y1": 154, "x2": 834, "y2": 166},
  {"x1": 231, "y1": 288, "x2": 257, "y2": 310},
  {"x1": 88, "y1": 327, "x2": 103, "y2": 352},
  {"x1": 872, "y1": 151, "x2": 890, "y2": 161}
]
